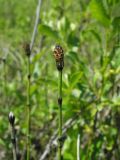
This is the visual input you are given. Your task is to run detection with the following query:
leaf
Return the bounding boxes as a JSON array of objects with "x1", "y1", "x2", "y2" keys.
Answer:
[
  {"x1": 67, "y1": 51, "x2": 80, "y2": 63},
  {"x1": 51, "y1": 0, "x2": 60, "y2": 6},
  {"x1": 0, "y1": 138, "x2": 5, "y2": 146},
  {"x1": 111, "y1": 2, "x2": 120, "y2": 18},
  {"x1": 112, "y1": 17, "x2": 120, "y2": 31},
  {"x1": 89, "y1": 0, "x2": 110, "y2": 27},
  {"x1": 58, "y1": 17, "x2": 70, "y2": 31},
  {"x1": 69, "y1": 71, "x2": 83, "y2": 88},
  {"x1": 38, "y1": 24, "x2": 59, "y2": 40},
  {"x1": 67, "y1": 32, "x2": 79, "y2": 46},
  {"x1": 88, "y1": 29, "x2": 101, "y2": 43}
]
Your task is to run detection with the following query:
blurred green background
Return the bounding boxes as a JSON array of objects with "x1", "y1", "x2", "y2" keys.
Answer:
[{"x1": 0, "y1": 0, "x2": 120, "y2": 159}]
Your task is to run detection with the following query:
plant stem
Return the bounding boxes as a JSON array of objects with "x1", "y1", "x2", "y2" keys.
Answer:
[
  {"x1": 30, "y1": 0, "x2": 42, "y2": 51},
  {"x1": 27, "y1": 55, "x2": 31, "y2": 160},
  {"x1": 77, "y1": 134, "x2": 80, "y2": 160},
  {"x1": 45, "y1": 63, "x2": 48, "y2": 107},
  {"x1": 58, "y1": 70, "x2": 62, "y2": 160},
  {"x1": 3, "y1": 58, "x2": 7, "y2": 108},
  {"x1": 11, "y1": 126, "x2": 17, "y2": 160}
]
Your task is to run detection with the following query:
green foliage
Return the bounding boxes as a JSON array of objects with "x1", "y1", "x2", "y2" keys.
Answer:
[
  {"x1": 39, "y1": 24, "x2": 59, "y2": 40},
  {"x1": 89, "y1": 0, "x2": 110, "y2": 27}
]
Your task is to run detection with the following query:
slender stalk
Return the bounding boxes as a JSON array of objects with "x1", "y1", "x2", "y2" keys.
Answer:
[
  {"x1": 11, "y1": 126, "x2": 17, "y2": 160},
  {"x1": 45, "y1": 63, "x2": 48, "y2": 107},
  {"x1": 8, "y1": 112, "x2": 17, "y2": 160},
  {"x1": 58, "y1": 70, "x2": 63, "y2": 160},
  {"x1": 77, "y1": 134, "x2": 80, "y2": 160},
  {"x1": 30, "y1": 0, "x2": 42, "y2": 51},
  {"x1": 23, "y1": 43, "x2": 31, "y2": 160},
  {"x1": 3, "y1": 58, "x2": 7, "y2": 108},
  {"x1": 27, "y1": 54, "x2": 31, "y2": 160},
  {"x1": 53, "y1": 45, "x2": 64, "y2": 160}
]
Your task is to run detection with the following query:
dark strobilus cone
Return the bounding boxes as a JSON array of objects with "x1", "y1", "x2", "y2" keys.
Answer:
[
  {"x1": 8, "y1": 112, "x2": 15, "y2": 127},
  {"x1": 53, "y1": 45, "x2": 64, "y2": 71}
]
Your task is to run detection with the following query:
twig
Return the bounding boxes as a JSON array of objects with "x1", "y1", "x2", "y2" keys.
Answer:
[
  {"x1": 77, "y1": 134, "x2": 80, "y2": 160},
  {"x1": 39, "y1": 114, "x2": 78, "y2": 160},
  {"x1": 30, "y1": 0, "x2": 42, "y2": 51}
]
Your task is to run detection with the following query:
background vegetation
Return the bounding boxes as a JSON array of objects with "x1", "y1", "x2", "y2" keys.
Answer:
[{"x1": 0, "y1": 0, "x2": 120, "y2": 159}]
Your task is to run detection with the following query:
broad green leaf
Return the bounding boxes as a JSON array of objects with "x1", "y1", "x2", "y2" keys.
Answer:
[
  {"x1": 69, "y1": 71, "x2": 83, "y2": 88},
  {"x1": 89, "y1": 0, "x2": 110, "y2": 27},
  {"x1": 38, "y1": 24, "x2": 59, "y2": 40},
  {"x1": 67, "y1": 51, "x2": 80, "y2": 63}
]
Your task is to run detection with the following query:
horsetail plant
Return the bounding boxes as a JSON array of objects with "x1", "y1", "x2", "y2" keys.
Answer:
[
  {"x1": 8, "y1": 112, "x2": 17, "y2": 160},
  {"x1": 53, "y1": 45, "x2": 64, "y2": 160},
  {"x1": 23, "y1": 43, "x2": 31, "y2": 160}
]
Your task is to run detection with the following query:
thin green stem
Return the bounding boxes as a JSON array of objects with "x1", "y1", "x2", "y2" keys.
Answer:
[
  {"x1": 11, "y1": 126, "x2": 17, "y2": 160},
  {"x1": 58, "y1": 70, "x2": 62, "y2": 160},
  {"x1": 45, "y1": 63, "x2": 48, "y2": 107},
  {"x1": 27, "y1": 55, "x2": 31, "y2": 160},
  {"x1": 3, "y1": 59, "x2": 7, "y2": 108}
]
